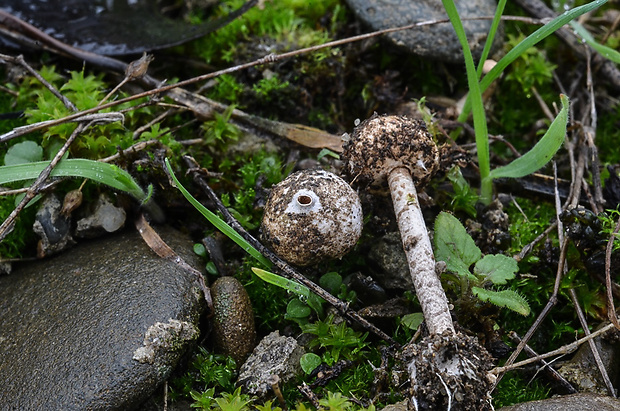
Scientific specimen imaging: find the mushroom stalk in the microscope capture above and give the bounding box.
[387,166,454,335]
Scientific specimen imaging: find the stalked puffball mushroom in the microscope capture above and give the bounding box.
[261,169,363,266]
[342,114,453,336]
[343,114,494,410]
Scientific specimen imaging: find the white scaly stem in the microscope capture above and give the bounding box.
[387,166,455,335]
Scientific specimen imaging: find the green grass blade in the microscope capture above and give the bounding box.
[442,0,491,202]
[487,94,569,181]
[459,0,607,122]
[476,0,507,78]
[0,158,147,200]
[164,158,272,268]
[570,21,620,64]
[251,267,310,297]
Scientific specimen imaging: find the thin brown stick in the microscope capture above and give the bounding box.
[508,331,577,394]
[1,54,77,111]
[568,288,616,396]
[492,236,570,391]
[98,140,161,163]
[493,321,620,375]
[515,220,558,262]
[0,180,60,197]
[583,47,605,212]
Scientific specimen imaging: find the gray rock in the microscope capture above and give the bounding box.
[237,331,305,396]
[0,226,206,410]
[498,393,620,411]
[368,231,413,290]
[33,193,75,256]
[75,194,127,238]
[557,325,620,395]
[344,0,503,63]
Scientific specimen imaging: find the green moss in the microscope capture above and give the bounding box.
[193,0,343,65]
[493,373,552,407]
[0,197,37,259]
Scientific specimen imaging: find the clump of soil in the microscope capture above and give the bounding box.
[395,331,494,410]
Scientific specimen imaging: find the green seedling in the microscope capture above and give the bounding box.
[444,0,606,203]
[301,314,368,367]
[434,212,530,316]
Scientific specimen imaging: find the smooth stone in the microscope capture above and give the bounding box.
[498,393,620,411]
[75,194,127,239]
[0,226,206,409]
[237,330,305,396]
[344,0,503,63]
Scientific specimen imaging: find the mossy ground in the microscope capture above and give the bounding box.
[1,0,620,409]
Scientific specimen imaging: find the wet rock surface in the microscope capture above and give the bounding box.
[344,0,503,63]
[498,393,620,411]
[0,226,205,410]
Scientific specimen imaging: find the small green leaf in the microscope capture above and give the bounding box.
[300,353,322,375]
[474,254,519,285]
[4,141,43,165]
[434,212,481,279]
[205,261,218,275]
[286,299,311,318]
[305,293,325,318]
[472,287,530,316]
[317,148,340,161]
[251,267,309,297]
[319,272,342,294]
[487,94,569,181]
[193,243,207,258]
[401,312,424,331]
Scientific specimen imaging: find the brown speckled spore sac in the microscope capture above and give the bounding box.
[261,169,363,266]
[210,277,256,366]
[343,114,439,188]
